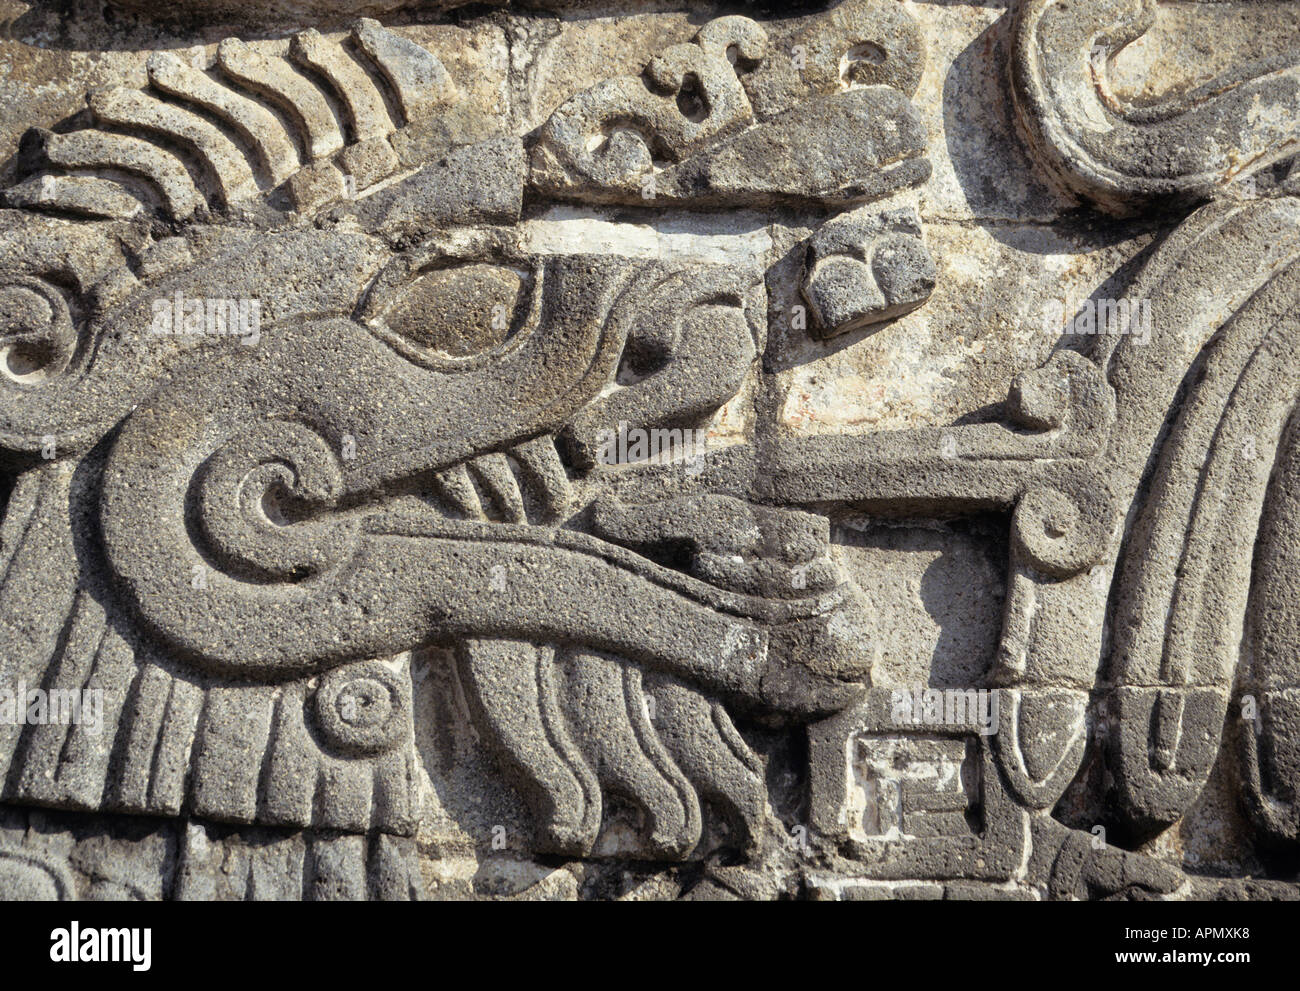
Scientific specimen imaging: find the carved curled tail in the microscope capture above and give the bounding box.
[1011,0,1300,214]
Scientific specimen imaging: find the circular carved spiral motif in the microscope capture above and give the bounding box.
[312,662,410,757]
[1011,483,1112,579]
[197,420,360,583]
[0,277,76,387]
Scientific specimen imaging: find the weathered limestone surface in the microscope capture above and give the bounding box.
[0,0,1298,900]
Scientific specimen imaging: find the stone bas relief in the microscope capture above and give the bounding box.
[0,0,1297,902]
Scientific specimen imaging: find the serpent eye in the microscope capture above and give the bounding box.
[373,262,532,364]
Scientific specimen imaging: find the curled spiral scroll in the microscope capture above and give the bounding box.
[0,277,79,391]
[196,420,360,583]
[1012,0,1300,213]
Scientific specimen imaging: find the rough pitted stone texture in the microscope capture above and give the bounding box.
[0,0,1297,901]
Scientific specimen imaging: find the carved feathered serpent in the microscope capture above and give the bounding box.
[3,0,1297,897]
[0,15,888,866]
